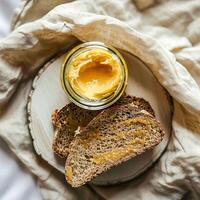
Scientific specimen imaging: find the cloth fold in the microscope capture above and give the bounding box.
[0,0,200,199]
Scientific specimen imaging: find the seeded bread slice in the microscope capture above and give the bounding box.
[65,103,164,187]
[52,104,100,158]
[52,95,155,158]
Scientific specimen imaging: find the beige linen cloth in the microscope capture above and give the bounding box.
[1,0,200,199]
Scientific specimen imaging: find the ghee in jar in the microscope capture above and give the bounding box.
[67,49,122,100]
[61,42,128,110]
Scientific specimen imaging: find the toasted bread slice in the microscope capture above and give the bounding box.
[65,103,164,187]
[52,95,155,158]
[52,104,100,158]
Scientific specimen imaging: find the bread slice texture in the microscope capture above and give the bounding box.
[65,103,164,187]
[52,95,155,158]
[52,103,100,158]
[119,95,155,116]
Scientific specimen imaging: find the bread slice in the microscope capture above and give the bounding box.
[65,103,164,187]
[52,103,100,158]
[52,96,154,158]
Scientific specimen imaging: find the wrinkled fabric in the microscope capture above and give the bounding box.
[0,0,200,200]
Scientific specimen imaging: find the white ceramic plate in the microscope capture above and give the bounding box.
[27,50,172,186]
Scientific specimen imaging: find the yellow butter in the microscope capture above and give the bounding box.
[91,146,135,165]
[65,166,73,181]
[67,49,122,100]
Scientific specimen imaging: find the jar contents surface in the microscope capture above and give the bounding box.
[67,48,122,100]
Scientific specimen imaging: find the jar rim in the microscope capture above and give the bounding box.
[61,41,128,110]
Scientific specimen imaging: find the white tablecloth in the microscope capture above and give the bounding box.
[1,1,200,200]
[0,1,41,200]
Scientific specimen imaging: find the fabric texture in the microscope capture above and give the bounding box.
[0,0,200,199]
[0,0,42,199]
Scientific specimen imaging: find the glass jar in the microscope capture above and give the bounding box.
[61,41,128,110]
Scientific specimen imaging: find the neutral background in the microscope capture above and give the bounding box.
[1,0,200,200]
[0,0,41,199]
